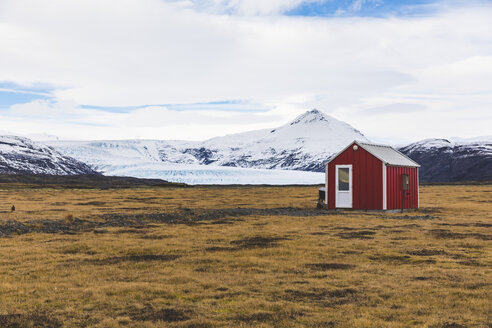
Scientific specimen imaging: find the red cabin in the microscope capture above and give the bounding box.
[323,141,420,210]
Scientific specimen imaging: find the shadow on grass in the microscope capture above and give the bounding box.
[234,309,304,324]
[336,230,376,239]
[0,312,62,328]
[88,254,181,265]
[205,235,290,252]
[126,305,190,322]
[305,263,355,271]
[429,229,491,240]
[406,249,447,256]
[282,288,359,306]
[230,236,290,249]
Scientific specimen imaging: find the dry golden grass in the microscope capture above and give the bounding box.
[0,184,490,327]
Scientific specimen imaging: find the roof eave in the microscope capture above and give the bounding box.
[385,163,421,168]
[325,140,421,167]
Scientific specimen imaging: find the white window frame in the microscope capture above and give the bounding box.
[335,164,352,208]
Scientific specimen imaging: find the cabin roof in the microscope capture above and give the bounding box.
[326,140,420,167]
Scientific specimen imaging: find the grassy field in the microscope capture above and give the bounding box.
[0,184,490,327]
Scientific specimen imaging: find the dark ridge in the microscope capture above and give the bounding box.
[0,174,185,189]
[399,140,492,182]
[183,147,217,165]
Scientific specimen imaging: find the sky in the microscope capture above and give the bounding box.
[0,0,491,143]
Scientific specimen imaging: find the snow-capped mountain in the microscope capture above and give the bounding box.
[201,109,367,171]
[0,135,97,175]
[398,138,492,182]
[48,109,368,173]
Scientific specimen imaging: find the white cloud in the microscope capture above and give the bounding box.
[0,100,291,140]
[0,0,491,142]
[10,99,78,117]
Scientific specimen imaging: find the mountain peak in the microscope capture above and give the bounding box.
[289,109,329,126]
[414,138,452,147]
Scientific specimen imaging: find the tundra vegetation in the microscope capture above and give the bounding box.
[0,183,490,327]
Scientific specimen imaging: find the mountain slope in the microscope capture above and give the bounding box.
[49,109,368,173]
[398,139,492,182]
[0,135,98,175]
[200,109,368,171]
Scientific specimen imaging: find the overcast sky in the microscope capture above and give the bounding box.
[0,0,491,143]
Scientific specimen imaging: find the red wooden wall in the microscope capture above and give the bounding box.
[386,166,419,210]
[327,143,383,210]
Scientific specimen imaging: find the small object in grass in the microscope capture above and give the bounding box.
[11,205,15,212]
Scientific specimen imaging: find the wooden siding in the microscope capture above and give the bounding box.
[386,166,419,210]
[327,143,383,210]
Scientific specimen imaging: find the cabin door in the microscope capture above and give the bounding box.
[335,165,352,208]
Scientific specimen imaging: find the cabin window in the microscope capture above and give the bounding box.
[402,174,410,191]
[338,168,349,191]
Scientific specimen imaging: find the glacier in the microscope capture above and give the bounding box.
[101,163,325,185]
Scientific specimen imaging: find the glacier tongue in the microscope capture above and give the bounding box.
[101,163,324,185]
